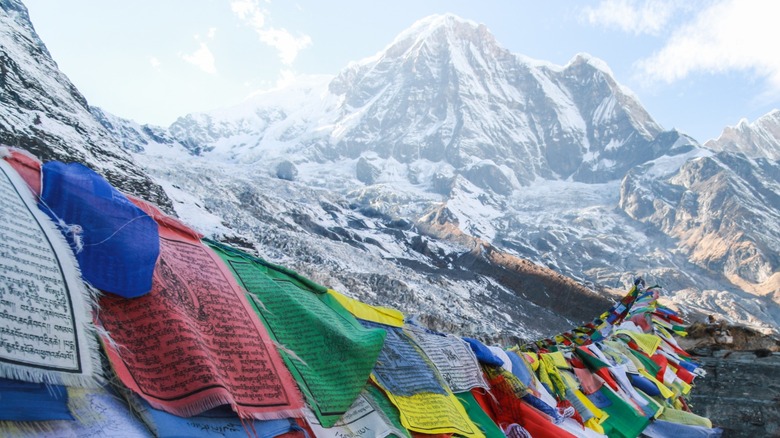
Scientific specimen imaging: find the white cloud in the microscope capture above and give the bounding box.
[258,28,312,64]
[181,42,217,75]
[230,0,311,65]
[207,27,217,39]
[635,0,780,91]
[583,0,684,35]
[149,56,161,69]
[231,0,266,31]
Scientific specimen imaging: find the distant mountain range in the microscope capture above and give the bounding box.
[2,0,778,338]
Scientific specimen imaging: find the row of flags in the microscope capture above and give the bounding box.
[0,146,719,437]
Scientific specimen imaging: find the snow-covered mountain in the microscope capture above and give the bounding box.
[167,14,672,189]
[125,15,780,333]
[1,1,614,341]
[0,0,171,209]
[706,110,780,160]
[2,0,779,336]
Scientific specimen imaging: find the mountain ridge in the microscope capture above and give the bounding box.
[706,109,780,160]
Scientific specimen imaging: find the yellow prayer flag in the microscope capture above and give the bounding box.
[327,290,405,327]
[660,407,713,428]
[585,417,606,434]
[616,330,662,356]
[524,352,540,371]
[638,369,675,399]
[546,351,570,370]
[376,382,485,437]
[574,389,609,425]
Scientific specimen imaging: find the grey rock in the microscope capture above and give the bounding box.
[356,156,381,184]
[464,161,513,195]
[275,160,298,181]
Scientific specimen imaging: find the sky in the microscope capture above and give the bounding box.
[23,0,780,143]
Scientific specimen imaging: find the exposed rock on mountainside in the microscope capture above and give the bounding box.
[417,204,609,321]
[620,150,780,322]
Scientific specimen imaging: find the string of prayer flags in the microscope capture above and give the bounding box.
[97,199,304,420]
[506,281,724,438]
[522,279,646,351]
[0,160,101,387]
[39,161,159,298]
[208,240,387,428]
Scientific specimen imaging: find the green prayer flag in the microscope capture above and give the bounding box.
[207,240,387,427]
[455,392,505,438]
[593,387,649,438]
[574,347,610,371]
[628,349,661,377]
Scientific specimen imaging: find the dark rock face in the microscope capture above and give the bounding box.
[416,204,612,323]
[464,161,513,195]
[688,349,780,438]
[356,156,381,184]
[680,323,780,437]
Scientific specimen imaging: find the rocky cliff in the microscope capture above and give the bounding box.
[682,323,780,438]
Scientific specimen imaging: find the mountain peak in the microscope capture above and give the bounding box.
[397,13,483,41]
[375,13,498,62]
[565,52,615,76]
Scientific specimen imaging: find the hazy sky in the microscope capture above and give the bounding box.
[23,0,780,143]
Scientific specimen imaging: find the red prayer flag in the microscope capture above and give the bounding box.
[97,199,304,419]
